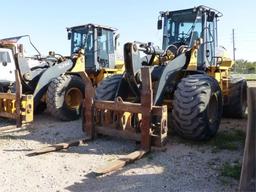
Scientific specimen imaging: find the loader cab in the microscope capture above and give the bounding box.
[158,6,222,69]
[67,24,117,71]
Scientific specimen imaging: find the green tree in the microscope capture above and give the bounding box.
[233,60,256,74]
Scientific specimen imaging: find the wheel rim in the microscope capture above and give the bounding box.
[207,94,219,124]
[64,88,83,110]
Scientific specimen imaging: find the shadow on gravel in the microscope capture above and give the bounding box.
[0,117,16,127]
[0,112,84,144]
[64,146,177,192]
[66,172,169,192]
[64,140,239,192]
[0,114,247,156]
[0,112,141,156]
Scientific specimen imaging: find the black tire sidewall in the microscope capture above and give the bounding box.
[223,78,247,118]
[61,76,84,120]
[205,77,223,138]
[47,75,84,121]
[239,79,247,117]
[172,74,222,140]
[95,74,123,100]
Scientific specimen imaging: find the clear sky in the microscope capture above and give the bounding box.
[1,0,256,61]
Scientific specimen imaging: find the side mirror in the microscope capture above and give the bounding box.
[97,28,103,36]
[157,19,162,30]
[67,32,71,40]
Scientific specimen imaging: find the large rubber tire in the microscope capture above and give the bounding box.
[223,78,247,118]
[95,74,122,100]
[46,74,84,121]
[172,74,223,140]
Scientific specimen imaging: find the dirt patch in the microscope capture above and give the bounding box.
[0,114,246,192]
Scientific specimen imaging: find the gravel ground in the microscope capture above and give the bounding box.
[0,113,246,192]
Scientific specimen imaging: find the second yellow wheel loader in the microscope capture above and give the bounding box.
[46,23,124,121]
[91,6,247,143]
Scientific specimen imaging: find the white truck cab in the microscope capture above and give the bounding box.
[0,48,16,84]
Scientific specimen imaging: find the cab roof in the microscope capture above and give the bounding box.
[67,23,117,32]
[160,5,223,18]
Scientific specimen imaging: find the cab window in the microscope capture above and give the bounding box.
[0,51,11,63]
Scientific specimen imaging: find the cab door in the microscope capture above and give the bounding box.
[97,29,115,69]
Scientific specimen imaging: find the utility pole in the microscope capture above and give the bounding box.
[232,29,236,72]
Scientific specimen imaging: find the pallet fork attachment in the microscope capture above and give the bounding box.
[81,67,167,174]
[0,70,33,127]
[28,68,167,175]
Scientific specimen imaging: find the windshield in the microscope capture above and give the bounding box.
[163,10,202,49]
[71,28,93,54]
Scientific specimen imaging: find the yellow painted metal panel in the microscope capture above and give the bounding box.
[0,93,33,123]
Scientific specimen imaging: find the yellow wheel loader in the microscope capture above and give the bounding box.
[84,6,247,148]
[157,6,247,119]
[0,24,124,125]
[46,23,124,121]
